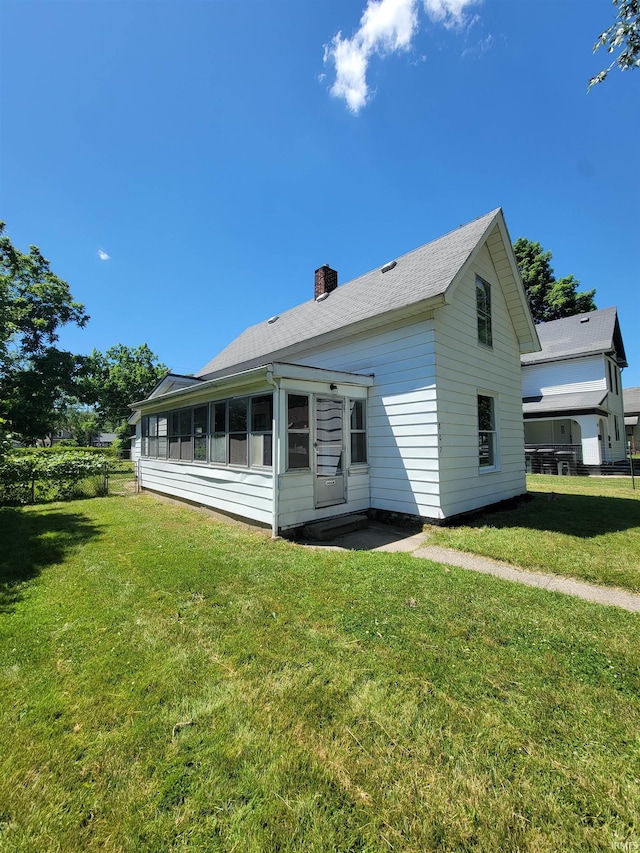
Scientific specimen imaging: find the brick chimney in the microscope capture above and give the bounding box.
[314,265,338,300]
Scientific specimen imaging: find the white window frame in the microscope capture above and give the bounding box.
[476,275,493,348]
[478,392,499,472]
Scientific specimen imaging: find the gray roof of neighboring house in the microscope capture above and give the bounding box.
[523,390,608,416]
[521,306,627,367]
[197,208,538,379]
[624,387,640,415]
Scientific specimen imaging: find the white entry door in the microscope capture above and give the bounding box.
[314,397,346,508]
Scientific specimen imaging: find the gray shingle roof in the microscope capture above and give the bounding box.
[523,390,608,416]
[197,209,508,379]
[521,306,627,367]
[624,387,640,415]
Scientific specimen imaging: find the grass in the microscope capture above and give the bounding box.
[1,492,639,852]
[426,474,640,593]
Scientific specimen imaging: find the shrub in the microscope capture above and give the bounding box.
[0,452,108,504]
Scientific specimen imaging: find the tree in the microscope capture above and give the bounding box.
[58,403,100,446]
[81,344,168,429]
[513,238,597,324]
[0,223,89,443]
[589,0,640,89]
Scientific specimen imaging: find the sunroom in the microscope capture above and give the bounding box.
[132,362,374,536]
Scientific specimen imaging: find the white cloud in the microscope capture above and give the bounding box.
[324,0,480,113]
[98,248,110,261]
[423,0,479,28]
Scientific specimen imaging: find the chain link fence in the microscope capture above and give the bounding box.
[0,459,137,506]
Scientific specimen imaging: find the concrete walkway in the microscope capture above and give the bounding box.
[300,523,640,613]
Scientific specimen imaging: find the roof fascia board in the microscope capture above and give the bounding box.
[271,362,374,386]
[524,408,608,419]
[522,349,613,366]
[491,214,540,353]
[131,362,375,412]
[613,314,628,367]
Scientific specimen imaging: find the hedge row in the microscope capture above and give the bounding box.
[0,452,109,505]
[12,445,117,457]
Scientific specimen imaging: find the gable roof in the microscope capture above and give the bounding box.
[147,372,203,399]
[521,307,627,368]
[624,387,640,415]
[197,208,539,379]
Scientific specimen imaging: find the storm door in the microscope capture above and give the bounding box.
[314,397,346,508]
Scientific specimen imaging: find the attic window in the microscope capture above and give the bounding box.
[381,260,397,273]
[267,315,279,325]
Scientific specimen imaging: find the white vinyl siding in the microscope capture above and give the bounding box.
[138,459,274,525]
[281,314,441,519]
[522,355,606,398]
[434,243,526,517]
[137,380,276,525]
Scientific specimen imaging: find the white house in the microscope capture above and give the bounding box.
[521,307,627,472]
[131,208,540,535]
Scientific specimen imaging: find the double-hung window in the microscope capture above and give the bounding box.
[476,275,493,347]
[349,399,367,465]
[478,394,496,469]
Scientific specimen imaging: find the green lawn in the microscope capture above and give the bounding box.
[426,474,640,592]
[1,493,639,852]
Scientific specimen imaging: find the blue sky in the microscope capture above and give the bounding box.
[2,0,639,387]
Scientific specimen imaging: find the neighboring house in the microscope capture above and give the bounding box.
[131,208,540,535]
[50,428,74,445]
[521,307,627,472]
[91,432,117,448]
[624,387,640,454]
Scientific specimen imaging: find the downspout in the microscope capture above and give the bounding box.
[266,367,281,538]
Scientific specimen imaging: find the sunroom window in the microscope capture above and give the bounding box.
[287,394,310,470]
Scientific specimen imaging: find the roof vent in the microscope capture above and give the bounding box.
[315,291,330,303]
[381,260,397,274]
[267,315,279,325]
[580,316,590,323]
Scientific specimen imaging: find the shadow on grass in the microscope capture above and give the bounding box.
[0,506,102,612]
[449,492,640,539]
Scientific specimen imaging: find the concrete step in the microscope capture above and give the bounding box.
[301,513,369,541]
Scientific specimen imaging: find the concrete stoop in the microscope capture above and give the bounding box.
[301,513,369,542]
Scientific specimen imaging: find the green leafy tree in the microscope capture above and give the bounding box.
[589,0,640,88]
[0,223,89,444]
[513,238,597,324]
[81,344,168,429]
[58,403,100,446]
